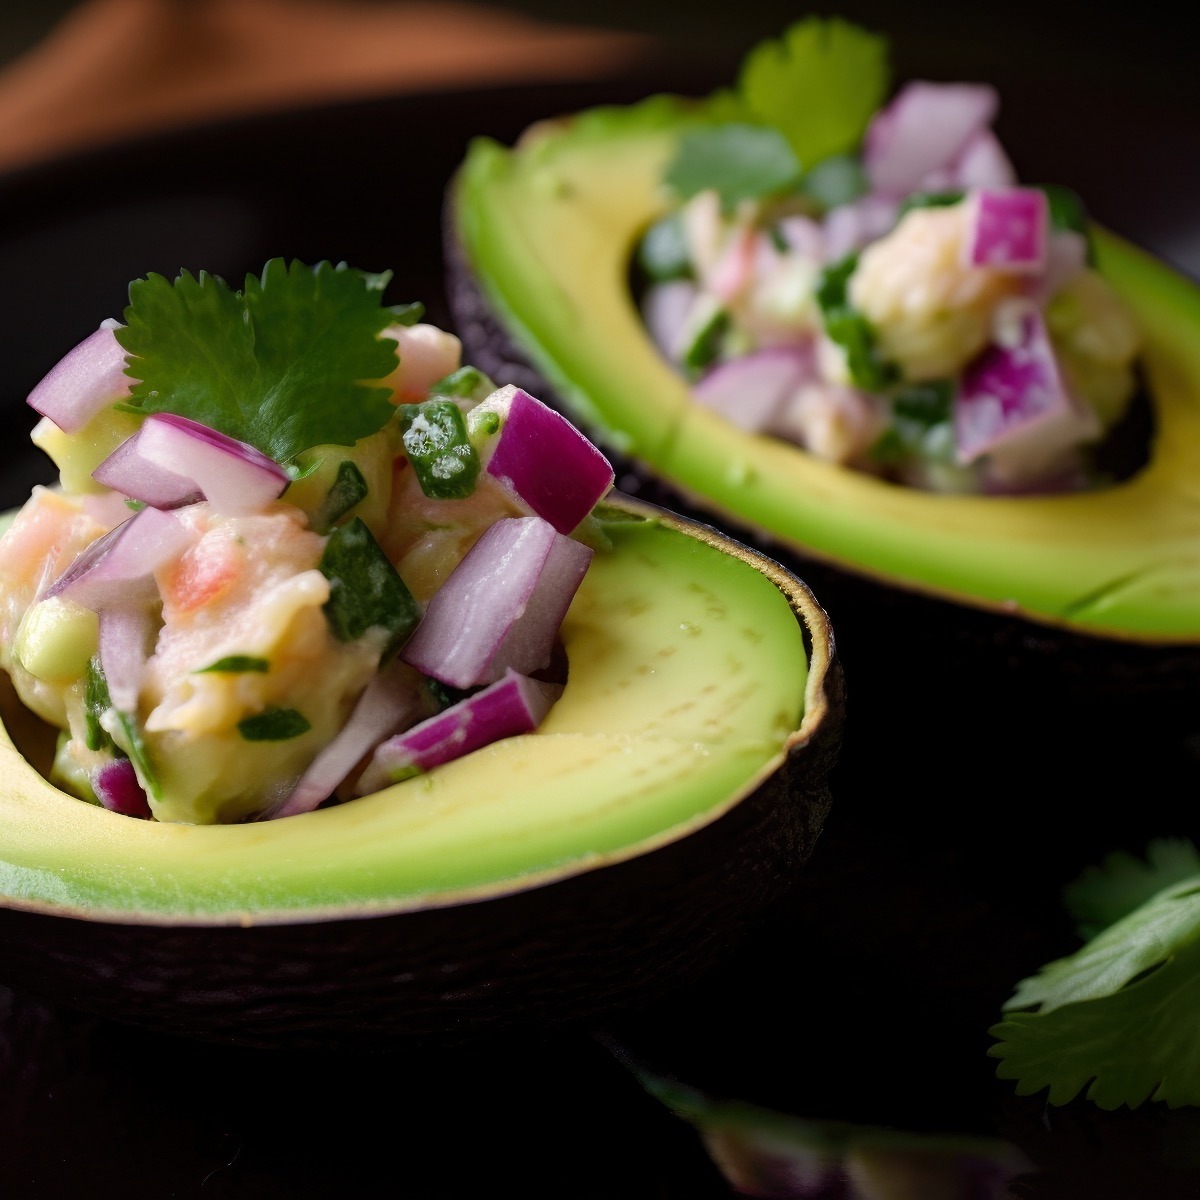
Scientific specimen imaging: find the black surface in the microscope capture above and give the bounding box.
[3,12,1200,1196]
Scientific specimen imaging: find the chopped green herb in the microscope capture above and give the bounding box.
[665,123,802,210]
[84,655,114,753]
[892,380,954,427]
[1037,183,1096,263]
[112,712,160,799]
[678,296,731,379]
[815,254,896,391]
[429,365,495,403]
[737,16,890,168]
[637,212,694,281]
[194,655,271,674]
[319,517,418,660]
[398,400,480,500]
[387,300,425,326]
[313,460,369,531]
[237,708,312,742]
[123,498,147,512]
[115,259,406,463]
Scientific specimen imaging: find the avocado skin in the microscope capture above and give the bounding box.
[442,199,1200,735]
[0,496,843,1049]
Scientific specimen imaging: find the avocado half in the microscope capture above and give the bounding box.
[446,98,1200,701]
[0,494,842,1049]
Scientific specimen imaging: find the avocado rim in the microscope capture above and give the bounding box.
[446,103,1200,648]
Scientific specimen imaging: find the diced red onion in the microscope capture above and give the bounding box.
[708,224,759,304]
[99,603,155,714]
[955,302,1099,482]
[474,387,613,534]
[42,506,190,610]
[93,413,289,514]
[953,130,1017,190]
[355,669,563,796]
[93,758,152,819]
[692,347,813,432]
[963,188,1048,272]
[26,320,135,433]
[643,281,699,361]
[864,81,999,197]
[401,515,592,689]
[267,660,432,819]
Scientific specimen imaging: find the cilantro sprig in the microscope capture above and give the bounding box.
[115,259,420,464]
[664,17,890,209]
[990,839,1200,1109]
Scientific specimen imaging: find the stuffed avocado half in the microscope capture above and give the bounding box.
[0,259,841,1045]
[447,20,1200,648]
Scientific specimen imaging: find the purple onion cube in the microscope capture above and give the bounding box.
[98,602,157,715]
[474,386,613,534]
[44,506,191,611]
[863,81,999,197]
[27,321,135,434]
[692,347,812,432]
[355,669,562,795]
[92,758,152,819]
[401,515,592,689]
[93,413,289,514]
[954,304,1098,478]
[964,188,1048,272]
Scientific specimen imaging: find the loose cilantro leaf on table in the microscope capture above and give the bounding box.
[116,259,410,463]
[990,841,1200,1108]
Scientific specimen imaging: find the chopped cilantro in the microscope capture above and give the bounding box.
[737,16,890,169]
[467,408,501,440]
[319,517,418,660]
[111,711,160,800]
[893,380,953,427]
[313,460,369,532]
[398,400,480,500]
[665,123,802,210]
[194,655,270,674]
[896,190,965,220]
[84,656,114,753]
[815,254,896,391]
[115,259,407,463]
[1036,183,1096,263]
[678,298,730,380]
[238,708,312,742]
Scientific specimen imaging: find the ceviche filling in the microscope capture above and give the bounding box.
[637,19,1144,495]
[0,260,613,824]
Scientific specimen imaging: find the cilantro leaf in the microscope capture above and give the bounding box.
[1066,838,1200,940]
[738,16,890,168]
[815,254,896,391]
[116,259,403,463]
[665,123,802,209]
[990,871,1200,1108]
[991,919,1200,1109]
[238,708,312,741]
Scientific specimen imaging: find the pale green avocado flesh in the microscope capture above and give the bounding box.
[0,504,809,921]
[454,98,1200,643]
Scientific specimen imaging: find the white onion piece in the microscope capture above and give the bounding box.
[26,320,135,433]
[267,660,432,820]
[99,603,155,715]
[401,515,592,689]
[93,758,151,818]
[42,506,190,610]
[955,302,1099,482]
[864,81,999,197]
[473,386,613,534]
[93,413,289,514]
[643,280,699,361]
[692,347,813,432]
[963,188,1048,272]
[355,669,562,797]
